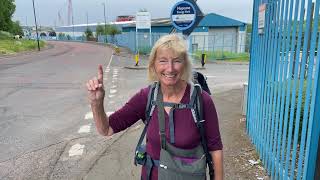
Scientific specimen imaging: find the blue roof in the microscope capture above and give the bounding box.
[198,13,246,27]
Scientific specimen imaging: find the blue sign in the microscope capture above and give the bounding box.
[170,1,196,31]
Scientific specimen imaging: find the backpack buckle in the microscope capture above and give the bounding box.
[151,100,157,106]
[174,104,187,109]
[196,120,205,127]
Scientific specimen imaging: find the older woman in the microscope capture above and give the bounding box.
[86,34,223,180]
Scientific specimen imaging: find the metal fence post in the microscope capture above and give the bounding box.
[305,66,320,179]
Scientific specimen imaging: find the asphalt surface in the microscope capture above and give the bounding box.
[0,41,258,180]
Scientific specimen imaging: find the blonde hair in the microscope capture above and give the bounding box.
[147,34,192,82]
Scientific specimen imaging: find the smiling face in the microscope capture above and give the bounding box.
[154,47,185,87]
[148,34,192,84]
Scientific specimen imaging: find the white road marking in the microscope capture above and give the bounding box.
[113,74,118,77]
[111,85,117,88]
[69,143,85,157]
[107,55,114,69]
[85,112,93,119]
[206,75,217,78]
[109,101,115,104]
[78,124,91,133]
[106,111,114,116]
[108,94,115,98]
[110,89,117,94]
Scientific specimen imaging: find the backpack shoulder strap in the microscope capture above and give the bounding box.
[192,84,215,180]
[145,82,158,122]
[134,82,158,165]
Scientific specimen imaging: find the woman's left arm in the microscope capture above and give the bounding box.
[210,150,224,180]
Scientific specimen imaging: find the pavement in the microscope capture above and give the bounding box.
[0,42,267,180]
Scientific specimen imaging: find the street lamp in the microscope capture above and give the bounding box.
[31,0,40,51]
[102,2,107,43]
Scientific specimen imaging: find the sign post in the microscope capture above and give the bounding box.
[135,11,151,52]
[170,0,205,66]
[170,0,204,36]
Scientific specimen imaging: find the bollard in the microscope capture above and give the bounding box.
[115,46,120,55]
[201,53,206,67]
[135,52,139,66]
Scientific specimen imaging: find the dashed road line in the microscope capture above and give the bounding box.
[110,89,117,94]
[84,112,93,120]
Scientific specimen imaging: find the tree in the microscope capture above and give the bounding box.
[49,31,56,37]
[84,28,93,40]
[96,24,105,36]
[40,32,46,37]
[58,33,66,39]
[10,20,23,36]
[107,25,121,36]
[0,0,16,32]
[106,25,121,44]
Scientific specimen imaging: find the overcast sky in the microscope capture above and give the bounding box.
[13,0,253,27]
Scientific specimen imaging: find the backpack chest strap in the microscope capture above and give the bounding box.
[156,91,198,146]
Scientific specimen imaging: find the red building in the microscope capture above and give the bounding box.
[116,15,135,22]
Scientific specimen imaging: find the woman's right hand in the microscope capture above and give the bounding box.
[86,65,105,104]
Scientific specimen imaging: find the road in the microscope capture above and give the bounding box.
[0,41,250,179]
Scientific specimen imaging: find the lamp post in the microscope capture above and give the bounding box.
[72,10,75,40]
[102,2,107,43]
[31,0,40,51]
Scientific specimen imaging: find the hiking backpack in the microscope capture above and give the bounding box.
[134,80,214,180]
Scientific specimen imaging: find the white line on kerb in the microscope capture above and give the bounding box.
[78,124,91,133]
[85,112,93,119]
[69,143,85,156]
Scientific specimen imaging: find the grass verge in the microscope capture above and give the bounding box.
[0,39,45,55]
[192,50,250,62]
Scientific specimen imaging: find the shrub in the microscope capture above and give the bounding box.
[0,31,12,40]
